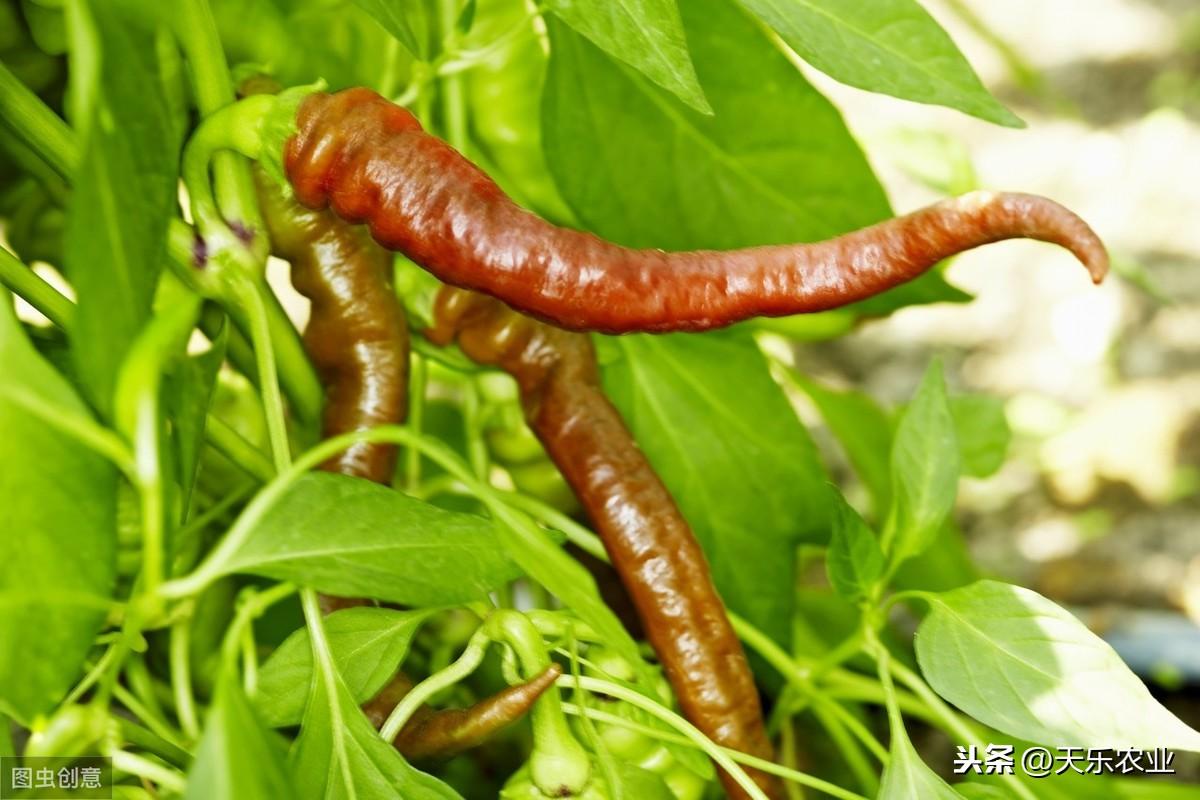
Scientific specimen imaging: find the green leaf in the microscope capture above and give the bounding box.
[64,0,179,414]
[879,723,966,799]
[544,0,890,251]
[599,330,830,649]
[164,321,227,507]
[949,394,1010,479]
[221,472,521,606]
[256,607,435,727]
[290,656,460,799]
[732,0,1022,126]
[795,376,894,513]
[542,0,958,317]
[185,676,297,799]
[349,0,431,58]
[887,359,959,564]
[955,786,1011,800]
[915,581,1200,751]
[826,490,884,602]
[543,0,709,113]
[0,291,116,723]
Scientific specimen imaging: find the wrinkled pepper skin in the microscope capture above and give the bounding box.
[428,288,781,800]
[254,168,408,483]
[285,88,1107,336]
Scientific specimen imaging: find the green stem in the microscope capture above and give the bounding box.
[562,702,868,800]
[111,750,186,793]
[219,582,297,681]
[0,60,76,179]
[175,0,265,258]
[116,718,191,769]
[169,605,201,740]
[0,246,73,327]
[205,416,275,482]
[811,701,880,796]
[564,675,769,800]
[437,0,469,151]
[379,628,490,742]
[231,275,290,473]
[485,610,590,797]
[110,682,187,751]
[405,353,427,491]
[115,298,203,611]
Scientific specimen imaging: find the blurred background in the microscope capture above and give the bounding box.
[790,0,1200,761]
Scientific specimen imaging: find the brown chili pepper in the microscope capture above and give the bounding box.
[252,155,557,764]
[253,167,408,482]
[427,287,782,800]
[364,663,564,761]
[283,88,1107,335]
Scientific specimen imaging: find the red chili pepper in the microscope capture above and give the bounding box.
[285,88,1107,335]
[428,287,782,800]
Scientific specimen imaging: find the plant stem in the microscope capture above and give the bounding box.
[0,60,76,179]
[561,702,868,800]
[0,246,73,327]
[175,0,264,254]
[231,275,290,473]
[437,0,469,152]
[111,750,186,793]
[380,628,490,742]
[169,606,201,740]
[563,675,769,800]
[405,353,427,491]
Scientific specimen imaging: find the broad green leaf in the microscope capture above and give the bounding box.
[465,0,572,221]
[915,581,1200,751]
[222,472,521,606]
[795,376,894,513]
[256,607,435,727]
[599,330,830,649]
[733,0,1021,126]
[185,676,297,799]
[544,0,890,252]
[826,490,884,602]
[290,655,460,799]
[350,0,430,58]
[0,291,116,723]
[543,0,709,113]
[887,360,959,564]
[542,0,962,313]
[64,0,179,414]
[879,724,965,799]
[949,394,1010,479]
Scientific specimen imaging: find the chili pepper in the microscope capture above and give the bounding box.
[363,663,564,761]
[283,88,1107,335]
[427,288,781,800]
[252,167,408,483]
[252,128,559,763]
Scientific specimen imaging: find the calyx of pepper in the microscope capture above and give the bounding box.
[257,81,325,192]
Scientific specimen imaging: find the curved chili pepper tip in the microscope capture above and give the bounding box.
[364,663,564,762]
[285,88,1109,335]
[955,190,1109,284]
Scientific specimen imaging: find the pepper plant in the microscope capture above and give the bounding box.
[0,0,1196,799]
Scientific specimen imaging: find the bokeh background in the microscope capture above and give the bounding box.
[789,0,1200,764]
